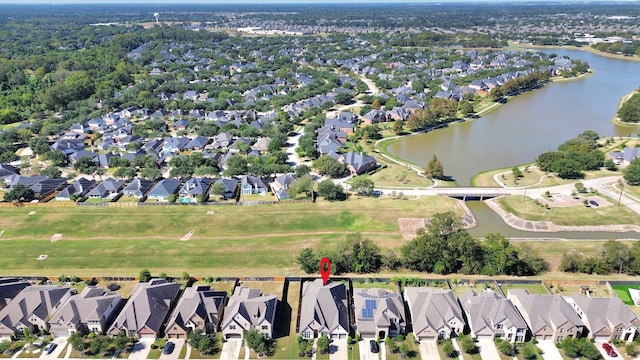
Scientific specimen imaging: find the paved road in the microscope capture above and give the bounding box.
[286,128,304,167]
[219,339,242,360]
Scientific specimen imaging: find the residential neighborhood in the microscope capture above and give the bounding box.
[1,277,640,359]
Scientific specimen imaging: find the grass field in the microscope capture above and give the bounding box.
[0,197,460,276]
[498,195,640,226]
[500,283,549,295]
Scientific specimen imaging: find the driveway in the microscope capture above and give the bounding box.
[329,339,348,360]
[476,338,501,360]
[127,338,154,360]
[39,337,68,359]
[418,340,440,360]
[159,339,184,360]
[536,339,563,360]
[359,338,379,360]
[220,339,242,360]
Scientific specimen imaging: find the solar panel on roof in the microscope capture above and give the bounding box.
[365,299,377,310]
[362,308,374,319]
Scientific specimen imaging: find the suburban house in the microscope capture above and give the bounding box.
[299,279,349,340]
[55,178,96,201]
[211,178,238,200]
[179,177,213,203]
[48,286,122,337]
[270,174,298,201]
[0,278,29,312]
[220,287,277,340]
[240,175,268,195]
[122,178,154,199]
[0,285,72,340]
[0,164,18,179]
[339,152,377,176]
[566,294,640,343]
[87,178,125,200]
[609,147,640,166]
[404,287,465,341]
[147,178,181,201]
[507,289,585,342]
[29,178,69,200]
[165,285,228,339]
[458,290,528,343]
[107,279,179,338]
[353,288,406,339]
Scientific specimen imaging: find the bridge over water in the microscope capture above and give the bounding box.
[426,187,514,200]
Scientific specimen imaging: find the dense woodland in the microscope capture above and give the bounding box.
[617,91,640,123]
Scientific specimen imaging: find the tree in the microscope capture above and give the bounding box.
[244,329,268,354]
[3,184,34,202]
[624,157,640,185]
[459,335,478,354]
[349,233,382,273]
[317,180,346,201]
[74,156,98,175]
[41,166,61,179]
[601,239,631,274]
[317,335,330,354]
[295,164,311,178]
[575,182,585,193]
[512,166,523,179]
[313,156,347,178]
[211,182,227,198]
[424,154,444,180]
[223,155,248,177]
[139,269,151,282]
[297,248,318,274]
[441,339,457,358]
[350,176,374,196]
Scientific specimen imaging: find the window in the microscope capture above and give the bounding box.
[495,324,503,330]
[230,325,236,330]
[303,331,311,339]
[556,336,563,341]
[390,318,397,323]
[559,328,564,333]
[261,325,268,330]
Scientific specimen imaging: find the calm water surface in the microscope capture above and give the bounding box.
[388,49,640,186]
[388,49,640,237]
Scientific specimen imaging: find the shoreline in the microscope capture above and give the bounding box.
[611,88,640,127]
[507,42,640,63]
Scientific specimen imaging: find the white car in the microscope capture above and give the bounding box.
[43,343,56,355]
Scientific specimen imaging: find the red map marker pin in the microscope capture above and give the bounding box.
[320,257,331,285]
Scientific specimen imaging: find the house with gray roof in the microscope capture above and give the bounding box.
[221,287,277,340]
[211,178,238,200]
[0,278,29,312]
[87,178,125,199]
[107,279,179,339]
[165,285,228,339]
[49,286,122,338]
[353,288,405,339]
[339,152,377,176]
[240,175,268,195]
[0,164,18,179]
[147,178,181,202]
[179,177,212,203]
[299,279,349,340]
[566,294,640,343]
[185,136,209,151]
[0,286,72,340]
[610,147,640,166]
[459,290,528,343]
[404,287,464,340]
[507,289,585,342]
[122,178,154,199]
[271,174,297,201]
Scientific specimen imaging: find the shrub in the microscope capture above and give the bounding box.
[495,338,514,356]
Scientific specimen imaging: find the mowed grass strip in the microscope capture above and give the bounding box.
[0,196,459,240]
[0,197,458,276]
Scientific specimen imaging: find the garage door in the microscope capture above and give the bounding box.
[226,333,242,339]
[339,334,346,339]
[52,330,69,338]
[594,336,609,342]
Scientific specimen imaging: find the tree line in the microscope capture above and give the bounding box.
[535,130,605,179]
[617,90,640,123]
[297,212,548,276]
[560,239,640,275]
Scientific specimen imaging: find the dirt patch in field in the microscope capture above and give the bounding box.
[37,254,47,261]
[398,218,427,240]
[180,230,194,241]
[51,233,62,242]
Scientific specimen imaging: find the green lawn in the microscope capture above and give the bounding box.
[500,283,549,295]
[0,197,459,276]
[611,284,640,305]
[498,195,640,226]
[271,281,301,359]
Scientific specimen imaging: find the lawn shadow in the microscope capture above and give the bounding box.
[274,280,292,339]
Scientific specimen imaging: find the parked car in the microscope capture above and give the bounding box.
[163,342,175,355]
[602,342,617,357]
[369,340,379,353]
[589,199,599,207]
[43,343,56,355]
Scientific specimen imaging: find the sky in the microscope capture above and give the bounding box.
[0,0,610,3]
